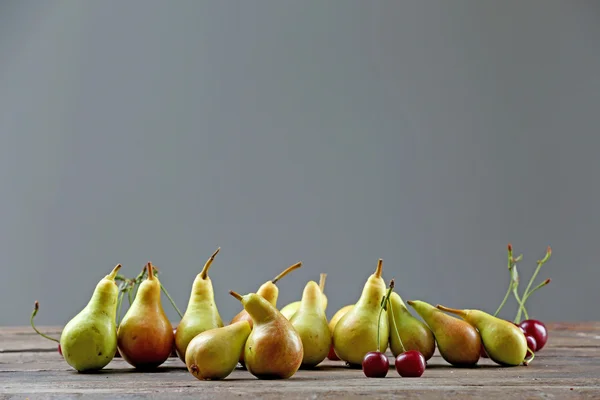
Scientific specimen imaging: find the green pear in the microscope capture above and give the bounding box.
[333,259,388,366]
[437,305,527,366]
[289,280,331,367]
[387,292,436,360]
[175,248,224,362]
[407,300,481,367]
[230,291,303,379]
[280,273,328,320]
[60,264,121,372]
[185,321,251,380]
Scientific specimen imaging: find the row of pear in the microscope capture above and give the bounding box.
[49,247,540,380]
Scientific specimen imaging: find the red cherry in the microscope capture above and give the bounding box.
[525,334,537,357]
[362,351,389,378]
[395,350,426,377]
[58,344,62,356]
[519,320,548,350]
[327,345,340,361]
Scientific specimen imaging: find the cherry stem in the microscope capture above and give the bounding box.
[161,283,183,318]
[507,245,528,322]
[272,262,302,284]
[523,346,536,366]
[493,280,512,317]
[387,293,406,353]
[200,247,221,280]
[377,279,395,353]
[522,247,552,301]
[515,246,551,323]
[522,279,551,304]
[512,277,529,323]
[30,301,60,343]
[116,282,126,325]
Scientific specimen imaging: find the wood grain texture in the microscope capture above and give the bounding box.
[1,323,599,399]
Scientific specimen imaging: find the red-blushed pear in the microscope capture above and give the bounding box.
[229,290,303,379]
[407,300,481,367]
[117,263,174,369]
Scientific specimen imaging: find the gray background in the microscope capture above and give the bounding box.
[1,0,599,326]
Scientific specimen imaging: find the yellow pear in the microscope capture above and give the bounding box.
[175,248,223,362]
[289,281,331,367]
[333,259,388,365]
[280,273,328,320]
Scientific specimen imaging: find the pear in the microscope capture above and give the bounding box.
[230,291,303,379]
[230,261,302,329]
[289,280,331,368]
[388,292,436,361]
[185,321,251,380]
[328,304,354,334]
[333,259,388,366]
[407,300,481,367]
[437,305,527,366]
[117,262,174,369]
[280,273,328,320]
[175,248,223,362]
[326,304,353,360]
[60,264,121,372]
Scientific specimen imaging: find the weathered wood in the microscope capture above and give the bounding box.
[1,323,599,399]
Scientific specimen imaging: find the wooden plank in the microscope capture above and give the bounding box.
[1,323,599,399]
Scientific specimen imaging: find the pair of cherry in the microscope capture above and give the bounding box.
[362,350,426,378]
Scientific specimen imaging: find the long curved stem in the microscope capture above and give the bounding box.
[161,284,183,318]
[272,262,302,283]
[523,347,535,366]
[494,280,512,317]
[513,285,529,323]
[388,297,406,353]
[523,247,552,299]
[30,302,60,343]
[523,279,551,304]
[377,279,395,352]
[200,247,221,279]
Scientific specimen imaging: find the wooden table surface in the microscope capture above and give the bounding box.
[1,322,599,399]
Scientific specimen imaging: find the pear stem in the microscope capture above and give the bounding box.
[147,262,155,280]
[271,262,302,284]
[436,304,466,318]
[30,301,60,343]
[494,280,512,317]
[387,295,406,353]
[376,279,395,353]
[375,259,383,278]
[108,264,122,280]
[161,283,183,318]
[229,290,243,302]
[319,273,327,292]
[200,247,221,280]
